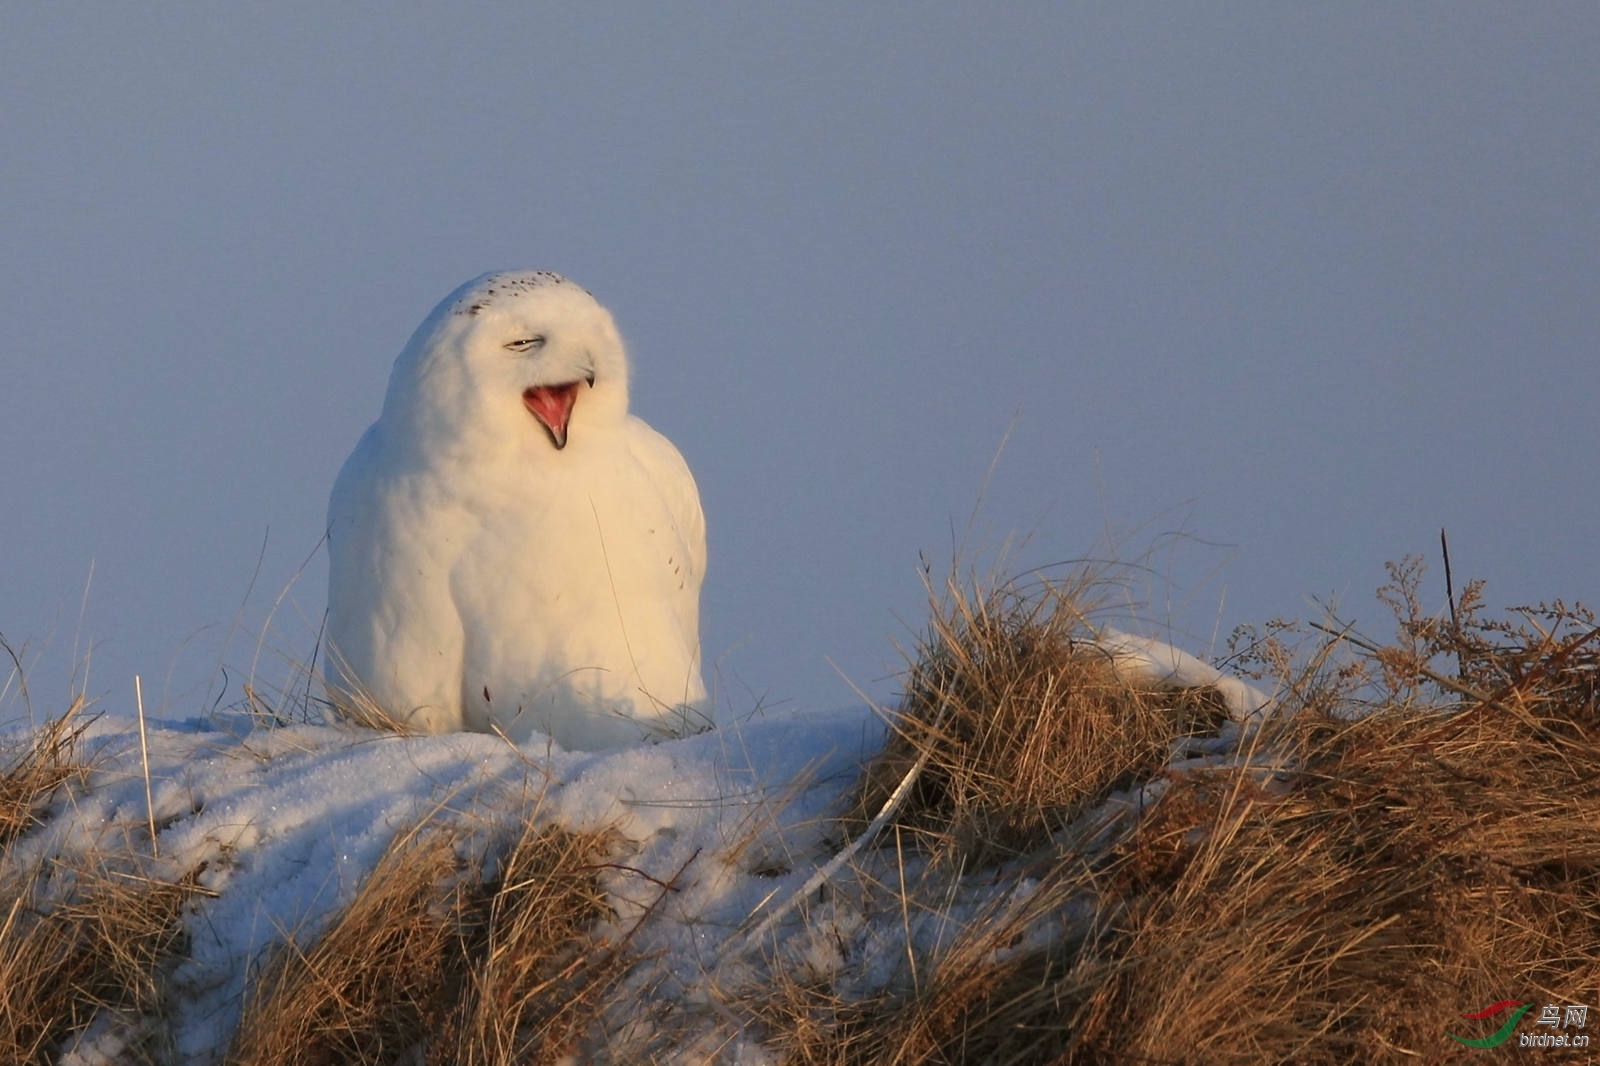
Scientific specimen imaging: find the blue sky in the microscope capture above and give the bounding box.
[4,4,1597,721]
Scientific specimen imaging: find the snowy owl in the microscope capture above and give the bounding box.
[325,271,708,750]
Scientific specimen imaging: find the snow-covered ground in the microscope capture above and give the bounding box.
[7,700,876,1062]
[4,637,1269,1064]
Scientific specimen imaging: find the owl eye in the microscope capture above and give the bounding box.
[504,335,547,352]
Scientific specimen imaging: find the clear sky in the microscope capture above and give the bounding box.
[3,4,1596,722]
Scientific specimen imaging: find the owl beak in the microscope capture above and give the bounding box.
[522,383,581,450]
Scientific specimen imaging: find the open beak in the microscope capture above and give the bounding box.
[522,382,582,449]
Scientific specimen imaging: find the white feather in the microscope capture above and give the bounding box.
[326,271,707,750]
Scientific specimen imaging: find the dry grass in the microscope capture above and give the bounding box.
[0,690,636,1065]
[0,698,91,849]
[1,703,207,1063]
[760,846,1097,1066]
[229,805,625,1066]
[0,856,206,1064]
[439,815,629,1065]
[850,568,1229,864]
[1071,692,1600,1063]
[1064,578,1600,1064]
[227,826,468,1066]
[317,645,423,735]
[765,559,1600,1065]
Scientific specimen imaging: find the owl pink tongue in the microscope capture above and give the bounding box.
[522,383,581,450]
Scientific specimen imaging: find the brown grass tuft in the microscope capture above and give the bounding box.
[761,846,1098,1066]
[768,560,1600,1065]
[228,826,468,1066]
[439,816,628,1066]
[0,705,199,1061]
[230,807,625,1066]
[0,856,205,1063]
[1069,595,1600,1064]
[318,647,423,735]
[851,570,1228,863]
[1,700,92,850]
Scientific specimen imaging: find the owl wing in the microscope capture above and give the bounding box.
[326,423,468,730]
[623,415,706,633]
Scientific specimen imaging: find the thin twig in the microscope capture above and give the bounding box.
[135,674,158,858]
[0,633,34,723]
[1439,528,1458,631]
[1440,528,1466,680]
[578,862,687,894]
[724,723,938,961]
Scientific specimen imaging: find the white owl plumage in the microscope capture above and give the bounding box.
[326,271,708,750]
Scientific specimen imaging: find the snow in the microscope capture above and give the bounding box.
[5,634,1269,1063]
[8,700,876,1063]
[1099,626,1274,720]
